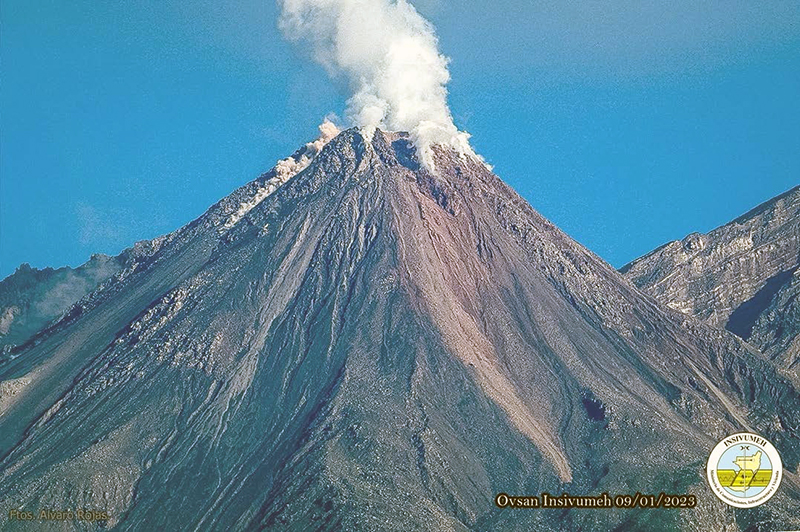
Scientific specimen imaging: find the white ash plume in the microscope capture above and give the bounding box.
[278,0,477,171]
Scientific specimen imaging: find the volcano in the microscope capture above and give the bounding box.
[1,129,798,531]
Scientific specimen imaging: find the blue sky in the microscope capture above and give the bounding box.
[2,1,799,278]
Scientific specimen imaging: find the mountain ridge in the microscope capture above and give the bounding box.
[621,183,800,381]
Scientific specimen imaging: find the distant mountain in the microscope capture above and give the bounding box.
[0,255,125,349]
[621,186,800,378]
[1,131,798,531]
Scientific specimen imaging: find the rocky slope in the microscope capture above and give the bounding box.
[621,186,800,379]
[1,131,798,531]
[748,268,800,373]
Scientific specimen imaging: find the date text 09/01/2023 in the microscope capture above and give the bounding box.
[495,492,698,509]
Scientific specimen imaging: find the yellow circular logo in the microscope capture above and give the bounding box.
[706,432,783,508]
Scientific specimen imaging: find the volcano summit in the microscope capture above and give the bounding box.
[0,129,798,531]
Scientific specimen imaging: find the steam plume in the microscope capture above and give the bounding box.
[278,0,476,170]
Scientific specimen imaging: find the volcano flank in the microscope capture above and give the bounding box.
[0,129,798,531]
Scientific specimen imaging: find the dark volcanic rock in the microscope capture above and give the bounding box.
[1,131,798,531]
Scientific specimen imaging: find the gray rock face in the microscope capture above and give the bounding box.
[621,186,800,378]
[749,268,800,372]
[0,131,798,531]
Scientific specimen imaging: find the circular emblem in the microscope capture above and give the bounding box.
[706,432,783,508]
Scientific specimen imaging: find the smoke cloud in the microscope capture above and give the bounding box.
[225,119,341,229]
[278,0,476,170]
